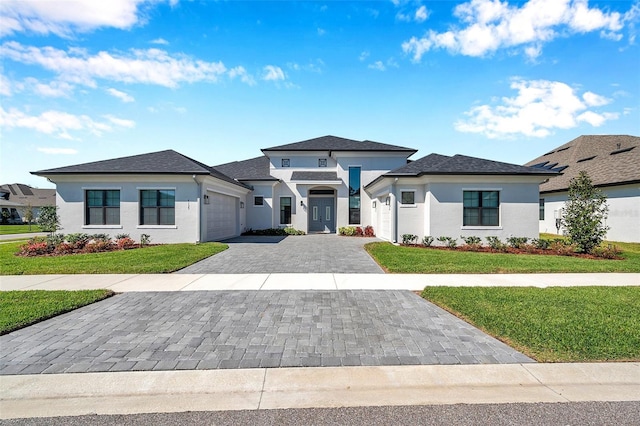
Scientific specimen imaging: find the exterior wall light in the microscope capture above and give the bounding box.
[204,194,210,204]
[300,200,304,206]
[240,201,245,209]
[385,197,390,206]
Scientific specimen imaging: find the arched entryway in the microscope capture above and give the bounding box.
[308,188,336,233]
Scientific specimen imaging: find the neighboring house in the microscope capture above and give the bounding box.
[33,135,555,243]
[526,135,640,243]
[0,183,56,224]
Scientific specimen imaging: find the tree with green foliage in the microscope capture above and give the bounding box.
[37,205,61,234]
[561,171,609,254]
[21,204,35,230]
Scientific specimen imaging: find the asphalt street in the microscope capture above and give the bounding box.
[2,402,639,425]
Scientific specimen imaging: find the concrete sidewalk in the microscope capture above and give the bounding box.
[1,363,639,419]
[2,272,639,292]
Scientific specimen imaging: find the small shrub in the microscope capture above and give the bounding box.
[402,234,418,245]
[284,227,305,235]
[115,233,130,240]
[84,240,112,253]
[18,241,50,256]
[140,234,151,246]
[66,233,90,249]
[531,238,551,250]
[47,233,65,247]
[592,245,621,259]
[90,234,111,243]
[339,226,357,236]
[364,226,375,237]
[436,236,457,248]
[54,242,75,255]
[422,236,434,247]
[506,236,529,249]
[486,236,507,252]
[460,235,482,251]
[550,240,577,256]
[116,237,136,250]
[355,227,364,237]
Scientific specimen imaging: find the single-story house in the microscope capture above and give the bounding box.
[33,135,555,244]
[0,183,56,224]
[526,135,639,243]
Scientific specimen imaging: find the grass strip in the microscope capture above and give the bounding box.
[0,290,114,334]
[365,241,640,273]
[421,286,640,362]
[1,242,227,275]
[0,225,42,235]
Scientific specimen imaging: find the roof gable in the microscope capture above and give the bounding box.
[213,156,275,181]
[525,135,640,192]
[262,135,416,154]
[32,150,250,190]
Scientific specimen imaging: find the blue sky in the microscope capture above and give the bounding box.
[1,0,639,188]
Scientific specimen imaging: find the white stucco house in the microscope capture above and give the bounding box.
[33,135,555,244]
[526,135,639,243]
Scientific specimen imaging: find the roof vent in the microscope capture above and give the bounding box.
[577,155,597,163]
[610,146,636,155]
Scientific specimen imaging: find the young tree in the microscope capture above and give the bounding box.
[21,204,35,230]
[37,205,61,234]
[561,171,609,253]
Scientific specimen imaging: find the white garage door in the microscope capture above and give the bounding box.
[206,191,238,241]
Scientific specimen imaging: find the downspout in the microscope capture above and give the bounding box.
[193,175,202,243]
[390,178,398,244]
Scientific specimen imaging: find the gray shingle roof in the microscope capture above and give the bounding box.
[262,135,417,154]
[386,153,557,176]
[32,150,250,190]
[213,156,276,181]
[0,184,55,208]
[525,135,640,192]
[290,171,340,181]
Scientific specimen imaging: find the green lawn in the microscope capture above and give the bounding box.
[0,290,114,334]
[1,242,227,275]
[421,286,640,362]
[365,240,640,273]
[0,224,42,234]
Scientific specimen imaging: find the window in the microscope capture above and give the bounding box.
[539,198,545,221]
[349,166,361,224]
[318,158,327,167]
[86,190,120,225]
[401,191,415,205]
[281,158,290,167]
[280,197,292,224]
[254,196,264,206]
[140,190,175,225]
[463,191,499,226]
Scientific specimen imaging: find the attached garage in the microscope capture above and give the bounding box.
[206,191,238,241]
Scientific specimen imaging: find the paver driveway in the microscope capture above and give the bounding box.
[0,291,533,375]
[177,234,384,274]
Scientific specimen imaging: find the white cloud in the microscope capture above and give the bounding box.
[403,0,629,61]
[37,147,78,155]
[0,0,159,37]
[228,66,256,86]
[150,38,169,45]
[368,61,386,71]
[0,42,227,89]
[0,73,12,96]
[454,78,619,139]
[287,59,324,74]
[359,51,370,61]
[29,79,74,97]
[415,6,429,23]
[262,65,285,81]
[106,88,135,103]
[103,114,136,128]
[0,106,134,139]
[317,27,326,36]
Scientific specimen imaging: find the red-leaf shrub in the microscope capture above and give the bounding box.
[116,237,136,250]
[84,241,113,253]
[364,225,375,237]
[355,227,364,236]
[18,241,50,256]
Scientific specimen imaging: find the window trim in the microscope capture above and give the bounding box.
[462,189,501,228]
[138,188,176,226]
[281,158,290,167]
[253,195,264,207]
[400,190,416,207]
[348,165,362,225]
[84,189,121,226]
[539,198,545,221]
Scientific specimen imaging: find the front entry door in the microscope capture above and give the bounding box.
[309,197,335,233]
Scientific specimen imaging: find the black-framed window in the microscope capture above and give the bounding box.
[401,191,415,205]
[463,191,499,226]
[140,190,175,225]
[86,190,120,225]
[254,196,264,206]
[318,158,327,167]
[280,197,291,224]
[539,198,545,220]
[281,158,290,167]
[349,166,361,224]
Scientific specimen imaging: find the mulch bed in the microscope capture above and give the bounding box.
[401,244,622,260]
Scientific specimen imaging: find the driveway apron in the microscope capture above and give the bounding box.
[0,291,533,375]
[177,235,384,274]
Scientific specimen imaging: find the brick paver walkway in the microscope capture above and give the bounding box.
[176,235,384,274]
[0,291,533,375]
